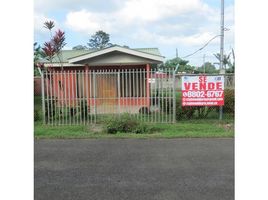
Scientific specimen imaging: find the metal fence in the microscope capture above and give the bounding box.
[35,70,234,125]
[40,68,176,125]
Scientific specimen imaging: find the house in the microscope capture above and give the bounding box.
[39,45,165,114]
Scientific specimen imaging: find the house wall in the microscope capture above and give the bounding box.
[34,77,41,96]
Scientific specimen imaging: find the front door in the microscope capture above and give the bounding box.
[96,73,117,105]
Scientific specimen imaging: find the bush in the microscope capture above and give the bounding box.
[106,114,148,134]
[223,89,235,113]
[34,109,42,122]
[175,89,234,120]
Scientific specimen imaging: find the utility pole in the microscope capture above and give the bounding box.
[219,0,224,120]
[203,54,206,73]
[176,48,178,58]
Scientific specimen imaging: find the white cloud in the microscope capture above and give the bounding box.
[34,0,234,65]
[65,10,102,34]
[64,0,213,34]
[132,30,218,46]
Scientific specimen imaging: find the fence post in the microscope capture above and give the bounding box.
[39,68,46,124]
[93,71,97,123]
[117,70,121,116]
[219,73,225,120]
[172,70,176,123]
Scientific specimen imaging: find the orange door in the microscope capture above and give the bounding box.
[96,74,117,105]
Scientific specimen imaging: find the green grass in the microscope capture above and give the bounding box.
[34,94,234,139]
[34,119,234,139]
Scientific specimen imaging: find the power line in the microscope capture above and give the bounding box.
[182,35,221,59]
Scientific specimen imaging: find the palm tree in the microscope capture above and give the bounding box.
[214,50,234,73]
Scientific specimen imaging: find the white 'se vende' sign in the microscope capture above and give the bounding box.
[181,76,224,106]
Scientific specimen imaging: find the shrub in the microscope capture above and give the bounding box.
[106,114,148,134]
[223,89,235,113]
[195,106,217,118]
[34,109,42,122]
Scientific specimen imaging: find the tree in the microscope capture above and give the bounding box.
[34,42,45,76]
[196,62,217,74]
[42,20,66,70]
[72,45,88,50]
[87,30,112,49]
[214,50,235,73]
[164,57,194,73]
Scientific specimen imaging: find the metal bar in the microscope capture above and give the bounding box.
[122,68,125,115]
[172,70,176,123]
[169,68,172,123]
[89,70,92,124]
[75,71,78,125]
[161,70,164,123]
[40,70,46,124]
[154,70,157,122]
[140,69,143,120]
[135,69,138,119]
[60,71,64,124]
[68,71,71,125]
[45,72,50,124]
[64,71,67,124]
[52,71,57,125]
[143,68,146,122]
[49,71,54,125]
[71,71,74,124]
[86,69,89,125]
[132,69,135,117]
[57,71,61,125]
[135,69,139,119]
[82,70,85,125]
[118,69,121,116]
[93,70,96,123]
[79,71,82,124]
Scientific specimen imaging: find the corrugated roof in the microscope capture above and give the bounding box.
[132,48,162,56]
[41,46,163,63]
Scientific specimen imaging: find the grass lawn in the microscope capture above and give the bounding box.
[34,119,234,139]
[34,94,234,139]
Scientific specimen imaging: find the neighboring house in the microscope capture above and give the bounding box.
[38,45,165,113]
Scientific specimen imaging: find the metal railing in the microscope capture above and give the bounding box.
[41,68,176,125]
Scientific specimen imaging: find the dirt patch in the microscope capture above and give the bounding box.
[218,123,234,131]
[87,124,104,133]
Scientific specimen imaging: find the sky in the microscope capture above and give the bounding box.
[34,0,234,67]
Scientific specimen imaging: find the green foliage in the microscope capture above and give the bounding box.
[34,42,45,76]
[222,89,235,113]
[164,57,195,73]
[34,109,42,122]
[72,45,88,50]
[106,114,148,134]
[88,30,113,49]
[214,51,235,73]
[196,62,217,74]
[175,89,234,120]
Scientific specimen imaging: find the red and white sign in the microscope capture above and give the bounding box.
[181,76,224,106]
